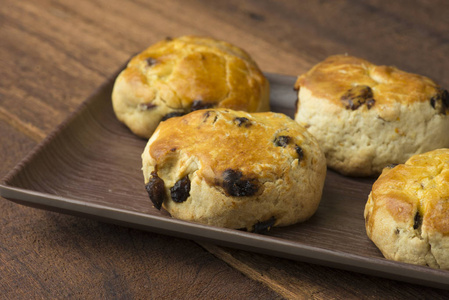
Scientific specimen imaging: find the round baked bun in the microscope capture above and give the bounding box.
[112,36,270,139]
[294,55,449,177]
[142,109,326,232]
[364,149,449,269]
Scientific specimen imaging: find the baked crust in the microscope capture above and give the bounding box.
[294,55,449,176]
[112,36,270,138]
[142,109,326,231]
[364,148,449,269]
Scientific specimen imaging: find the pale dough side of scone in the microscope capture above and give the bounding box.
[296,87,449,176]
[112,36,270,138]
[295,55,449,176]
[142,109,326,231]
[364,149,449,269]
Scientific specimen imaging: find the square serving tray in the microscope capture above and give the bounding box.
[1,66,448,290]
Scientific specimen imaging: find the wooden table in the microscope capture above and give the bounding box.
[1,0,449,298]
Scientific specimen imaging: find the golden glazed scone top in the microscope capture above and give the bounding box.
[148,109,314,186]
[143,108,326,231]
[367,149,449,236]
[121,35,269,112]
[295,55,446,111]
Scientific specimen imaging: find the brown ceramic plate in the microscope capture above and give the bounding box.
[1,67,448,290]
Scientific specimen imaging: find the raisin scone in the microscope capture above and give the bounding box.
[112,36,270,139]
[142,109,326,231]
[364,148,449,269]
[294,55,449,177]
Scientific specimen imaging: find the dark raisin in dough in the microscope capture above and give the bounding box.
[191,100,215,111]
[253,217,276,233]
[222,169,259,197]
[274,136,291,147]
[366,98,376,109]
[145,171,166,210]
[234,117,251,127]
[146,57,158,66]
[161,112,186,121]
[295,145,304,160]
[413,211,422,230]
[430,88,449,114]
[170,176,191,203]
[341,85,375,110]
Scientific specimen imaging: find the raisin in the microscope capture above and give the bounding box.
[366,99,376,109]
[274,136,291,147]
[234,117,251,127]
[222,169,259,197]
[295,145,304,160]
[341,85,375,110]
[170,176,191,203]
[138,103,157,110]
[430,88,449,114]
[253,217,276,233]
[191,100,215,111]
[145,171,166,210]
[413,211,422,230]
[145,57,158,66]
[161,112,185,121]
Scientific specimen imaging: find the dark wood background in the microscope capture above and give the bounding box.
[1,0,449,298]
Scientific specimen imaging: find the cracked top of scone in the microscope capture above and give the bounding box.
[146,109,313,187]
[365,148,449,269]
[295,55,448,113]
[112,36,270,138]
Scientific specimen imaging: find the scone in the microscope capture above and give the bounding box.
[294,55,449,176]
[112,36,270,139]
[364,148,449,269]
[142,109,326,232]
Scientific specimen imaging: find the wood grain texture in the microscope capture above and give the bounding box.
[1,0,449,298]
[0,207,281,299]
[200,243,449,300]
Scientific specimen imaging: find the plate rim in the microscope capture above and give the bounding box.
[1,183,449,289]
